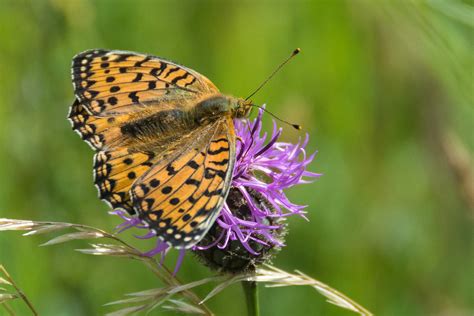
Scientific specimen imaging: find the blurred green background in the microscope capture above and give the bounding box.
[0,0,472,315]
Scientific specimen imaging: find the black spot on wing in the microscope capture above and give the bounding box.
[171,73,190,85]
[132,73,143,82]
[163,67,180,78]
[185,179,200,186]
[161,186,172,194]
[129,92,139,103]
[209,158,229,166]
[150,63,167,77]
[208,147,229,155]
[187,160,200,169]
[204,168,226,180]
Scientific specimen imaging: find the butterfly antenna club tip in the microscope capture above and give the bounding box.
[245,48,301,101]
[251,104,302,131]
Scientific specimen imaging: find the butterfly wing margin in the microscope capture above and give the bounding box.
[71,49,219,116]
[131,117,236,249]
[93,148,159,215]
[68,99,134,150]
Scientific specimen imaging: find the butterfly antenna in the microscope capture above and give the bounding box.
[251,104,302,130]
[245,48,301,101]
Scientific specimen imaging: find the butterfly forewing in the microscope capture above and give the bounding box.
[68,99,136,150]
[71,49,219,116]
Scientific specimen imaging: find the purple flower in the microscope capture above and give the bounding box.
[112,107,320,274]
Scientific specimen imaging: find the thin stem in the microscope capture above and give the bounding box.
[0,265,38,316]
[142,260,214,316]
[2,303,16,316]
[241,280,259,316]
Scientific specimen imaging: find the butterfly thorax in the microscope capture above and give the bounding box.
[192,94,251,124]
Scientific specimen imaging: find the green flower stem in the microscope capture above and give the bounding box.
[242,280,260,316]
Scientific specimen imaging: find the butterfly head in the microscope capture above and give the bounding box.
[233,98,253,118]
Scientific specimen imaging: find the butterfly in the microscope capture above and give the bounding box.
[68,49,252,249]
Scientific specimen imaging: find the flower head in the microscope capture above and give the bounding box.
[112,107,320,274]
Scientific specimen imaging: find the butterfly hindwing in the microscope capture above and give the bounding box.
[71,49,219,116]
[93,148,159,214]
[131,117,235,248]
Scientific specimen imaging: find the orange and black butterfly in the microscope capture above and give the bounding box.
[68,49,253,249]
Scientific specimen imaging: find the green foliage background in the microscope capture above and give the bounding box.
[0,0,472,315]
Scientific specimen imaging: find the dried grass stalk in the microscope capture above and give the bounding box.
[1,218,372,315]
[0,264,38,315]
